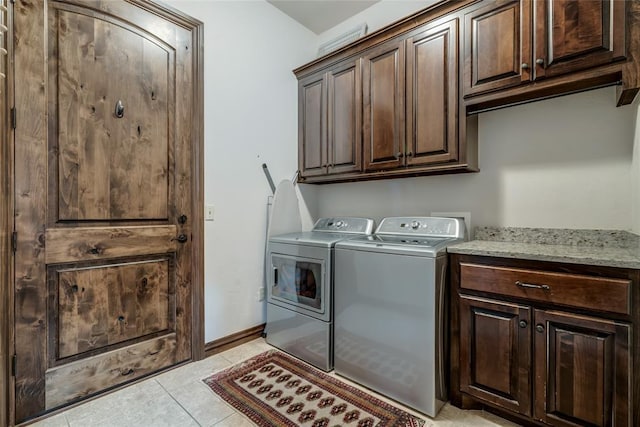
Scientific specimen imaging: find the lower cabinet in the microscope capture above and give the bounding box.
[453,255,635,427]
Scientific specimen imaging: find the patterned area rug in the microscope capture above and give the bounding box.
[203,350,425,427]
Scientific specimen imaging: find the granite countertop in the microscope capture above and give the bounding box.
[448,227,640,269]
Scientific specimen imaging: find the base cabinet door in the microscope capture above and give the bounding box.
[460,296,532,416]
[533,310,631,427]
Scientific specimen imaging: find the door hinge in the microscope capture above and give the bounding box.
[10,107,16,129]
[11,354,16,376]
[11,231,17,252]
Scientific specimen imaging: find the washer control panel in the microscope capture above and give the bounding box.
[376,217,465,239]
[313,217,375,235]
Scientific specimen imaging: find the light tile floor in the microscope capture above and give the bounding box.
[30,339,520,427]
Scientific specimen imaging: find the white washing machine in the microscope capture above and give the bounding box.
[334,216,465,417]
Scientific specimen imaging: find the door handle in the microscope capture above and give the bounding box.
[115,100,125,118]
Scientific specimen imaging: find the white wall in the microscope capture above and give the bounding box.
[164,0,317,342]
[632,101,640,234]
[315,87,636,233]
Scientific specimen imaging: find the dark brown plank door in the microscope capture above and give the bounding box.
[327,59,362,175]
[459,296,531,416]
[533,310,631,427]
[534,0,626,79]
[14,1,195,422]
[406,18,458,167]
[362,39,405,172]
[463,0,532,96]
[298,72,327,178]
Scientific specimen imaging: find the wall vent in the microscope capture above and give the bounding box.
[317,23,367,57]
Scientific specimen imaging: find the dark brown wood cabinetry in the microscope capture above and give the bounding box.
[406,18,459,167]
[464,0,626,97]
[451,255,638,427]
[295,0,640,183]
[299,58,362,178]
[362,39,405,172]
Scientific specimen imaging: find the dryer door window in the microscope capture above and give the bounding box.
[270,254,325,314]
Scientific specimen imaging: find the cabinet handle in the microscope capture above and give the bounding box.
[406,151,413,157]
[521,63,530,70]
[535,324,545,333]
[519,320,528,329]
[515,280,550,291]
[396,152,404,158]
[536,58,545,66]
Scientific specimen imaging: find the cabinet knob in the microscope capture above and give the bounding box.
[536,58,545,66]
[519,320,528,329]
[521,63,530,70]
[396,152,404,158]
[407,151,413,157]
[535,324,545,333]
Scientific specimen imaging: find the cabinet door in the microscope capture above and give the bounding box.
[362,39,405,172]
[298,72,327,178]
[406,19,458,166]
[533,0,626,79]
[463,0,532,96]
[460,296,531,416]
[533,310,630,427]
[327,59,362,175]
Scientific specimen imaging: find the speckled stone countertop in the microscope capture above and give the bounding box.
[448,227,640,269]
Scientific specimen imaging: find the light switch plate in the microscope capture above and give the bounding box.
[205,205,215,221]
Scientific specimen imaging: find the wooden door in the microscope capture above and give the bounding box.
[463,0,532,96]
[13,0,202,423]
[406,18,458,167]
[298,72,327,178]
[533,310,631,427]
[362,39,405,172]
[533,0,626,79]
[327,59,362,176]
[0,1,11,426]
[459,296,531,416]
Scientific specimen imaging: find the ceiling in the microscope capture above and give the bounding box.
[267,0,380,34]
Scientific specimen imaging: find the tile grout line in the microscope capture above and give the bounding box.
[154,378,204,427]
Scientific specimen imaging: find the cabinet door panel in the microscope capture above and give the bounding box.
[464,0,532,96]
[406,19,458,166]
[327,60,362,175]
[298,73,326,178]
[460,296,531,416]
[534,310,630,427]
[363,40,405,171]
[534,0,626,79]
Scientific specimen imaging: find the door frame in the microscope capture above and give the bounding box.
[1,1,204,425]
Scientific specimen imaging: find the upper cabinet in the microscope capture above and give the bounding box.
[298,58,362,180]
[464,0,627,97]
[295,0,640,184]
[362,38,405,172]
[406,19,459,167]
